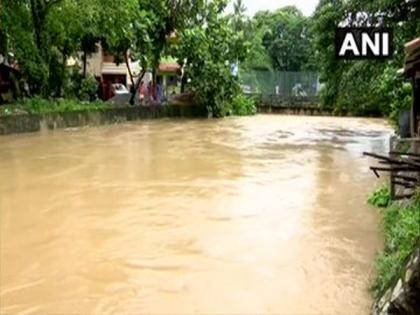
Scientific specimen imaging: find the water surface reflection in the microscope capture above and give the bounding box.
[0,115,391,314]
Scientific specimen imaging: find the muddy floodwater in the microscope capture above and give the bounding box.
[0,115,392,314]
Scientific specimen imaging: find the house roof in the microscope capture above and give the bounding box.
[405,38,420,53]
[158,63,180,74]
[404,37,420,78]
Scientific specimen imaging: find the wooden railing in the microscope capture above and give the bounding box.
[365,138,420,200]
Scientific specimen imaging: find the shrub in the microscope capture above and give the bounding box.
[231,94,257,116]
[336,61,385,116]
[64,66,84,99]
[374,66,412,128]
[21,97,110,114]
[80,76,99,102]
[368,184,391,208]
[0,104,28,117]
[21,97,52,114]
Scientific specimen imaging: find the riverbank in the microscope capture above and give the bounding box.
[258,105,333,116]
[0,104,205,135]
[0,100,381,136]
[369,187,420,314]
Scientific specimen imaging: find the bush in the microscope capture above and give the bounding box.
[21,97,52,114]
[231,94,257,116]
[374,66,412,128]
[21,97,110,114]
[62,70,99,102]
[64,66,84,99]
[80,76,99,102]
[336,61,385,116]
[368,185,391,208]
[0,104,28,117]
[370,191,420,298]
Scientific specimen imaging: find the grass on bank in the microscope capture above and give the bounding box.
[368,186,420,298]
[0,98,111,117]
[1,93,257,118]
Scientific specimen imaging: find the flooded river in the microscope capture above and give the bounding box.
[0,115,392,314]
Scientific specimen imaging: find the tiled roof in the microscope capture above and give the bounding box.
[158,63,180,73]
[404,38,420,77]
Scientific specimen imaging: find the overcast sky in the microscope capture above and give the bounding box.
[226,0,320,17]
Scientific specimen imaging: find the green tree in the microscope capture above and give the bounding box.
[46,0,100,95]
[138,0,207,71]
[2,0,152,98]
[313,0,419,116]
[2,0,49,94]
[174,0,250,117]
[2,0,102,96]
[97,0,150,87]
[254,7,316,71]
[232,0,247,32]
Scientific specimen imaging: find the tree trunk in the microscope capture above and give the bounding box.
[9,71,21,100]
[129,69,146,105]
[58,52,67,97]
[124,50,135,88]
[181,75,187,93]
[152,67,157,83]
[29,0,49,95]
[0,27,7,56]
[30,0,46,54]
[82,51,87,78]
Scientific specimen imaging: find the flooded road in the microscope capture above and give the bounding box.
[0,115,392,314]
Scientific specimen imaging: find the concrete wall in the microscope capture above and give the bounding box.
[0,105,205,136]
[0,103,373,136]
[258,105,334,116]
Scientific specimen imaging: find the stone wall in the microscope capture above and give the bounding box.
[0,114,41,134]
[0,105,205,136]
[373,246,420,315]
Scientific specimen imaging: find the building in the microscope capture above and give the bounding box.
[403,38,420,138]
[157,62,181,96]
[76,45,182,101]
[68,44,141,100]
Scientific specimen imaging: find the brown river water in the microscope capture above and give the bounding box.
[0,115,392,315]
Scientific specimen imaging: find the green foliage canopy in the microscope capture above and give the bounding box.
[312,0,419,118]
[174,0,250,117]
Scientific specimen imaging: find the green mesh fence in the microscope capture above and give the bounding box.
[239,70,320,97]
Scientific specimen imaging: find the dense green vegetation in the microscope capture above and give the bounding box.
[0,98,110,117]
[172,1,250,117]
[368,185,392,208]
[230,2,316,73]
[229,94,257,116]
[0,0,252,117]
[238,0,418,119]
[368,187,420,298]
[1,0,418,118]
[311,0,418,119]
